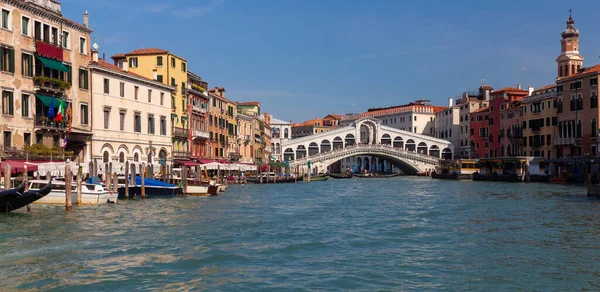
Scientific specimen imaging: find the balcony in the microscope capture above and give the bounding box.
[192,105,207,114]
[193,129,209,140]
[34,76,71,94]
[172,150,190,159]
[34,115,69,131]
[554,137,577,146]
[173,127,188,139]
[229,152,242,161]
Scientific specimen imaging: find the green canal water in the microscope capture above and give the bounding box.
[1,177,599,291]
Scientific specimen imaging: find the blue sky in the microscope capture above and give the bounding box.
[60,0,600,122]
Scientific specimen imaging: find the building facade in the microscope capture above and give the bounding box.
[269,115,292,161]
[237,113,253,163]
[486,86,529,158]
[499,100,524,157]
[88,53,174,172]
[0,0,92,160]
[187,72,209,161]
[457,86,492,158]
[208,87,229,160]
[340,100,443,137]
[435,98,460,158]
[111,48,189,161]
[470,108,490,158]
[553,14,600,158]
[522,85,558,158]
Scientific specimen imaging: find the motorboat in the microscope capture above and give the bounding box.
[28,179,117,204]
[117,176,182,198]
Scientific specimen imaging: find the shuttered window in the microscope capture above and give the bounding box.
[0,46,15,73]
[2,91,14,115]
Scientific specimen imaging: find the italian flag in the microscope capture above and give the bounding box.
[55,102,64,122]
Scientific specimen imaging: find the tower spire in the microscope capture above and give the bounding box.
[556,9,583,78]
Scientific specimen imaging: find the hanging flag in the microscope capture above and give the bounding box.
[61,135,67,148]
[67,102,72,133]
[48,97,55,120]
[55,101,64,122]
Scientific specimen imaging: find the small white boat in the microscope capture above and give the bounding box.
[29,180,118,205]
[185,185,209,196]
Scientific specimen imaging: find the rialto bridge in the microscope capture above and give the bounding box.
[276,118,453,175]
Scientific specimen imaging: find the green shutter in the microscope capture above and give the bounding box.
[67,65,72,84]
[0,48,4,71]
[84,70,89,89]
[8,92,13,115]
[8,48,14,73]
[27,54,33,76]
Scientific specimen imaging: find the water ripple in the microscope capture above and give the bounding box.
[0,178,597,290]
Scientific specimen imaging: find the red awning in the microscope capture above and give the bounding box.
[198,159,216,164]
[219,160,229,164]
[36,40,64,61]
[0,160,39,174]
[175,160,199,167]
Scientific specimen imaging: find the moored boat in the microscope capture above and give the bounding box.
[355,173,399,178]
[29,179,117,204]
[1,180,52,213]
[308,175,329,182]
[329,173,353,179]
[0,180,26,206]
[117,176,182,198]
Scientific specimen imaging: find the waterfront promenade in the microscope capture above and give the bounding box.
[0,177,596,290]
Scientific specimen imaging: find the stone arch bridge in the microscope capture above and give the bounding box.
[278,118,453,174]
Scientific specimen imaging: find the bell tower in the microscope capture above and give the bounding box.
[556,9,584,78]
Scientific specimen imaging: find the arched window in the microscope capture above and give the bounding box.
[134,153,139,162]
[592,118,597,137]
[119,152,125,163]
[570,97,576,111]
[284,128,289,138]
[577,95,583,110]
[103,151,109,163]
[592,93,598,109]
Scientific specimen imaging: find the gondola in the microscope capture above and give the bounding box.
[246,177,297,184]
[0,179,27,206]
[308,175,329,182]
[355,173,399,178]
[0,180,52,213]
[329,173,353,179]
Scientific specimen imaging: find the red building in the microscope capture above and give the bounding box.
[486,87,529,157]
[187,72,210,161]
[470,108,490,158]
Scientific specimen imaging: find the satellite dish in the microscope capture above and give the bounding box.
[92,43,99,50]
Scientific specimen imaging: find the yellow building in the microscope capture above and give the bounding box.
[522,84,558,158]
[112,48,189,161]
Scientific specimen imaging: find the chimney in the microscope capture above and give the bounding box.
[484,89,490,101]
[152,69,158,80]
[92,49,99,63]
[517,84,521,90]
[528,85,534,96]
[448,97,454,107]
[83,11,88,28]
[122,58,129,72]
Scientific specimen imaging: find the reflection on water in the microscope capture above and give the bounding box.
[0,178,598,290]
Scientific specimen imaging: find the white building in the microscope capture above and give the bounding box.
[340,100,443,137]
[434,98,460,158]
[88,50,174,174]
[269,115,292,161]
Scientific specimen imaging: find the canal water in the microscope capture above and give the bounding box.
[1,177,599,291]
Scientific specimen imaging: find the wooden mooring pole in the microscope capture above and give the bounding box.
[131,163,137,199]
[65,164,72,211]
[140,163,146,199]
[4,163,10,190]
[76,166,82,206]
[124,161,129,199]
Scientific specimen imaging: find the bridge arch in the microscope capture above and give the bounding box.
[345,134,355,147]
[405,139,416,152]
[296,145,307,159]
[356,119,379,144]
[308,142,319,156]
[320,139,331,153]
[393,136,404,149]
[429,145,440,157]
[381,134,391,145]
[417,142,428,155]
[284,148,295,161]
[304,151,426,175]
[332,136,343,150]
